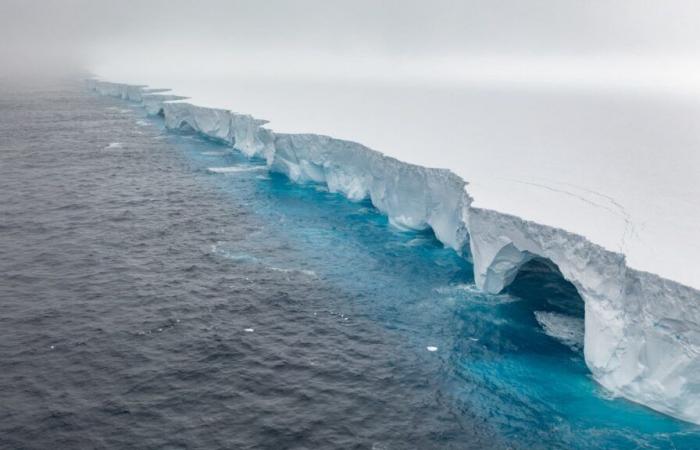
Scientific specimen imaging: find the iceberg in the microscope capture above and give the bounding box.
[86,79,700,425]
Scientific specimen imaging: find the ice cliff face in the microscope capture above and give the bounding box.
[87,79,700,425]
[272,133,470,252]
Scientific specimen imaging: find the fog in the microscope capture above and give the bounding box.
[3,0,700,92]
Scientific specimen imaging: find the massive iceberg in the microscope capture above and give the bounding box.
[87,79,700,424]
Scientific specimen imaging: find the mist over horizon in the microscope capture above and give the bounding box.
[3,0,700,93]
[3,2,700,447]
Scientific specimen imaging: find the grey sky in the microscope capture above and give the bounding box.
[2,1,700,87]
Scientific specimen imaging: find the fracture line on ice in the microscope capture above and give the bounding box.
[505,178,636,253]
[87,79,700,425]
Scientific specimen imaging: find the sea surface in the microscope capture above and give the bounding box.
[1,79,699,449]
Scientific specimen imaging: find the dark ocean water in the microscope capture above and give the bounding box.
[1,79,699,449]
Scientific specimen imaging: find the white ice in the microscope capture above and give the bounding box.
[88,78,700,425]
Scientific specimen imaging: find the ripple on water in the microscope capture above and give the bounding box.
[0,81,697,450]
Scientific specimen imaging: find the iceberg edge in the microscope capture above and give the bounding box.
[87,79,700,425]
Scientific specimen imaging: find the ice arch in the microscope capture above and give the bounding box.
[86,79,700,425]
[505,257,586,352]
[469,207,700,422]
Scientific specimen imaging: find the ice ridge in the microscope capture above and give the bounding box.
[87,79,700,425]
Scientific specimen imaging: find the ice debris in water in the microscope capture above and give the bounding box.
[201,151,229,156]
[426,346,438,352]
[88,78,700,425]
[244,328,254,333]
[534,311,584,352]
[207,166,265,174]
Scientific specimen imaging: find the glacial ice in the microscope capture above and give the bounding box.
[87,79,700,425]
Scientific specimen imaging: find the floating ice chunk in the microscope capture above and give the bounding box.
[426,346,438,352]
[244,328,254,333]
[207,166,265,174]
[534,311,584,351]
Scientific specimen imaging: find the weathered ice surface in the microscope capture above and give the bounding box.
[87,79,700,425]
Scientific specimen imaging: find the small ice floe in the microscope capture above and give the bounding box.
[426,346,438,352]
[104,142,124,149]
[534,311,584,351]
[405,237,431,247]
[435,283,517,305]
[244,328,255,333]
[207,166,265,174]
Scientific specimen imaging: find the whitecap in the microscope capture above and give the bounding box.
[104,142,124,149]
[210,244,257,263]
[268,266,317,277]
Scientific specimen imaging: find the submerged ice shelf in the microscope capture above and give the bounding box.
[88,79,700,425]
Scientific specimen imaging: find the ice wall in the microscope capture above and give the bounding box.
[87,79,700,425]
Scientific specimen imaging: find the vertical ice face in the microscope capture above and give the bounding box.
[88,79,700,425]
[159,102,275,163]
[468,206,700,423]
[271,133,471,253]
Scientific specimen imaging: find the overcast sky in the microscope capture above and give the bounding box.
[3,0,700,90]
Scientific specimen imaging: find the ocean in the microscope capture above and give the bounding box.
[0,78,698,449]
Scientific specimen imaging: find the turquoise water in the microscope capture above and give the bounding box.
[3,81,698,449]
[158,110,700,448]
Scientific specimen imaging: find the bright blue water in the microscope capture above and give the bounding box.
[1,80,699,449]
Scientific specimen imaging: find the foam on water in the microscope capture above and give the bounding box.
[268,266,318,277]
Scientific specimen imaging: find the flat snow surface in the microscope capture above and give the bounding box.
[96,74,700,289]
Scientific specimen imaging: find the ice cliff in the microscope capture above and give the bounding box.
[87,79,700,425]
